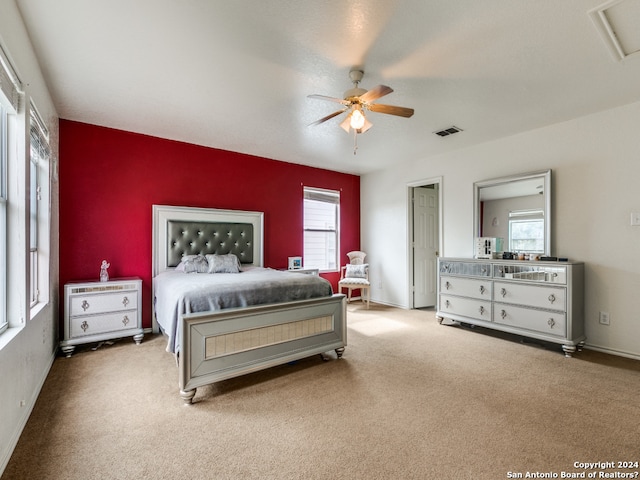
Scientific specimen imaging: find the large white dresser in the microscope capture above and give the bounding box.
[436,258,585,356]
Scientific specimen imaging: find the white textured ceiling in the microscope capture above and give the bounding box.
[14,0,640,175]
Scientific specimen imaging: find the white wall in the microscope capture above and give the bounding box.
[362,100,640,360]
[0,0,59,474]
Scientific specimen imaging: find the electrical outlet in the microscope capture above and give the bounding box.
[599,311,610,325]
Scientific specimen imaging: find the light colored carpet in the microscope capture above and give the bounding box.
[3,304,639,480]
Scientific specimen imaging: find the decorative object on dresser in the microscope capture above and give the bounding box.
[436,258,585,357]
[99,259,110,282]
[338,250,370,309]
[288,256,302,269]
[61,278,144,357]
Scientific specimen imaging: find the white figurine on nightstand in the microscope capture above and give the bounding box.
[99,260,110,282]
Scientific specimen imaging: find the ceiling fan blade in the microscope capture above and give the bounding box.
[308,94,351,106]
[368,103,415,118]
[308,107,349,126]
[359,85,393,103]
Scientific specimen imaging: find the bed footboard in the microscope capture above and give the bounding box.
[179,294,347,404]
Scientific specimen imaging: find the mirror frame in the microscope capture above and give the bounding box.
[473,169,551,256]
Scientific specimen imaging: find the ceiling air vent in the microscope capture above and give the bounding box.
[589,0,640,61]
[434,126,463,137]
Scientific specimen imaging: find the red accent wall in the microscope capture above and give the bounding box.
[59,120,360,329]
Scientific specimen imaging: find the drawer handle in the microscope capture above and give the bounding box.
[445,281,451,290]
[547,318,555,328]
[479,285,485,294]
[122,315,130,326]
[548,294,556,304]
[122,296,130,307]
[501,288,507,298]
[481,267,487,274]
[445,299,450,308]
[81,320,89,332]
[479,305,485,315]
[81,300,90,311]
[501,309,507,319]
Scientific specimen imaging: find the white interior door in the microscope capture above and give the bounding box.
[413,186,439,308]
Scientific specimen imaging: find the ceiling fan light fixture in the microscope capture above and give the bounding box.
[356,117,373,134]
[340,114,352,133]
[350,108,366,129]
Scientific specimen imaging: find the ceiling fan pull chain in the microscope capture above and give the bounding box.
[353,130,358,155]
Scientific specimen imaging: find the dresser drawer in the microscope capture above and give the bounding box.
[493,281,566,310]
[69,310,139,338]
[440,277,492,300]
[493,304,567,337]
[440,261,491,277]
[439,294,492,321]
[69,290,138,316]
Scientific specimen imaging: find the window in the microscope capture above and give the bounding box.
[0,104,7,334]
[509,209,544,253]
[303,187,339,271]
[1,43,21,334]
[29,103,50,310]
[1,42,34,334]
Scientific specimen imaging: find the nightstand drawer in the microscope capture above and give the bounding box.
[69,290,138,316]
[70,310,139,338]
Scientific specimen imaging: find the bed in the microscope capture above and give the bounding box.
[152,205,347,404]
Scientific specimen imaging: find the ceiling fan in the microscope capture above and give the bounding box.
[308,68,415,138]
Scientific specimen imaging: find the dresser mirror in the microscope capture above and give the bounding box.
[473,169,551,256]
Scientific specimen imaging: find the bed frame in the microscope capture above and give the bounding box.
[152,205,347,404]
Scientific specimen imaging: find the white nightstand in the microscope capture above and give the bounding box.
[287,268,320,275]
[61,278,144,357]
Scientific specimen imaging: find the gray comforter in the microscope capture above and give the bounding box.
[153,267,333,353]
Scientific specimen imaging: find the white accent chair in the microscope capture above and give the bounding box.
[338,251,370,309]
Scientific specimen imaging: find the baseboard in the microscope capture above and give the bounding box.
[0,350,56,476]
[366,298,405,309]
[584,343,640,361]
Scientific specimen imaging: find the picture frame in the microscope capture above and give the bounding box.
[288,256,302,269]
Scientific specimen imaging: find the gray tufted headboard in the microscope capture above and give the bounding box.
[152,205,264,276]
[166,220,254,266]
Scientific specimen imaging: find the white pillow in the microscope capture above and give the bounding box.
[345,263,368,279]
[176,254,209,273]
[206,253,241,273]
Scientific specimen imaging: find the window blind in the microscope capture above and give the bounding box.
[303,186,340,204]
[0,45,22,113]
